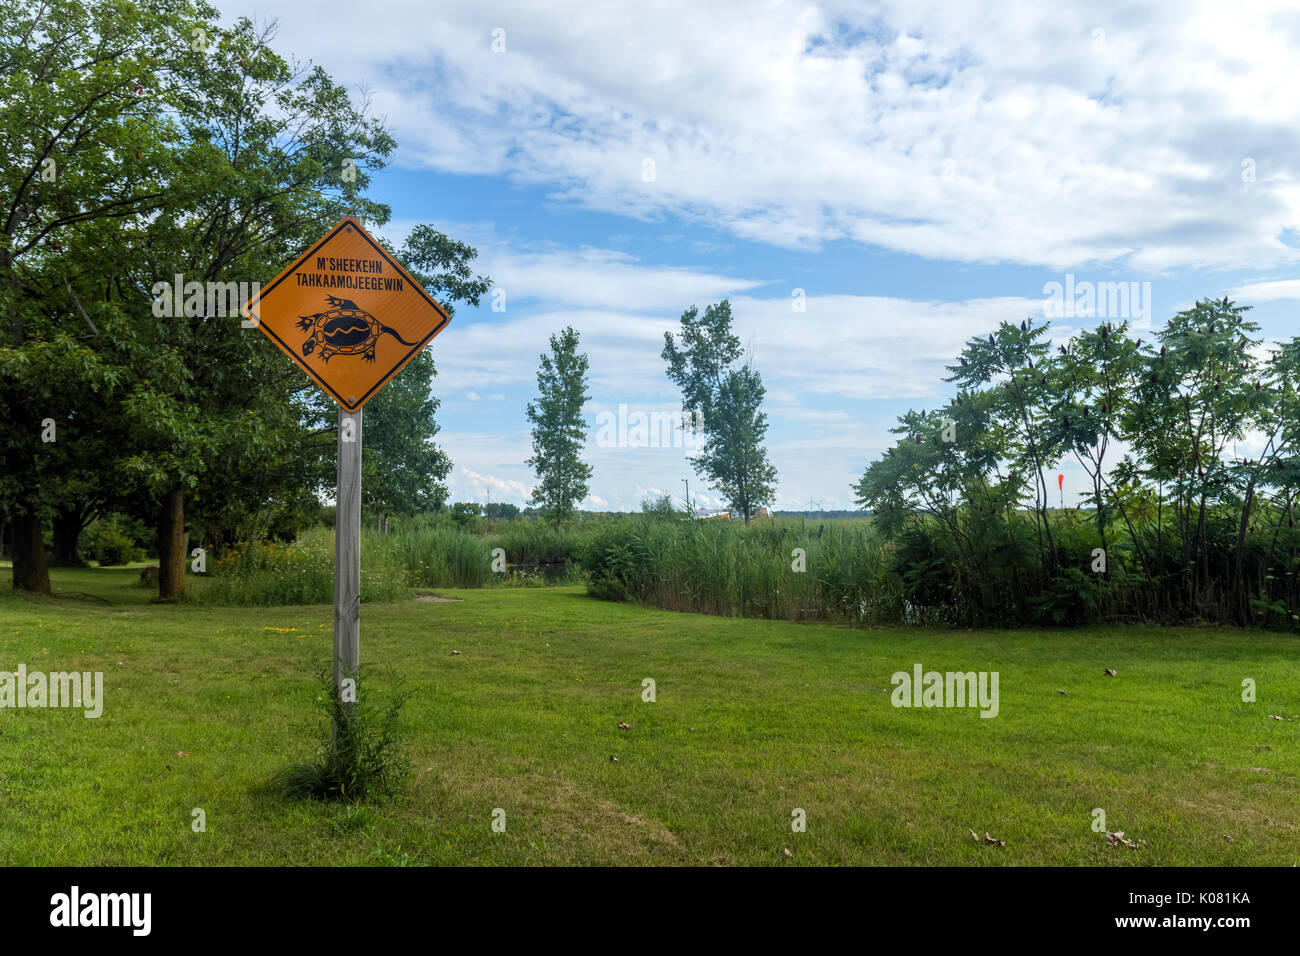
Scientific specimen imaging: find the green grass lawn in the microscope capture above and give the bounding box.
[1,565,1297,865]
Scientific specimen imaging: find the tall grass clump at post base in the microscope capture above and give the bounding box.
[272,664,412,802]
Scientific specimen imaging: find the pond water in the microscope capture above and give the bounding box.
[501,562,582,585]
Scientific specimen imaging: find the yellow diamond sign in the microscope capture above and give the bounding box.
[245,217,450,411]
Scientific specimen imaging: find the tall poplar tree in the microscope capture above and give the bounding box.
[526,326,591,527]
[662,300,777,523]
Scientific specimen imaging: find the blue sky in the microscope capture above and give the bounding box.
[221,0,1300,511]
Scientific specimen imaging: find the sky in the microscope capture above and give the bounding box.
[218,0,1300,512]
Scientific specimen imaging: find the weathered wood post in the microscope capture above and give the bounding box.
[335,406,362,717]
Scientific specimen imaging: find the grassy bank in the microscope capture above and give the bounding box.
[1,566,1297,865]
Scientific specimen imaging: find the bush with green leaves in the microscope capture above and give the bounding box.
[81,514,147,567]
[448,502,482,531]
[581,520,653,603]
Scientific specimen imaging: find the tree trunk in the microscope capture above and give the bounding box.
[11,510,50,593]
[1232,480,1256,624]
[51,506,87,567]
[157,487,186,600]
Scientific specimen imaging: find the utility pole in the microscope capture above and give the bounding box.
[682,477,691,516]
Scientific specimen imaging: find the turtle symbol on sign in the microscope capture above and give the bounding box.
[296,295,419,363]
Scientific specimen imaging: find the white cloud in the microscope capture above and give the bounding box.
[427,240,1052,405]
[484,246,765,310]
[452,465,531,503]
[220,0,1300,271]
[1230,279,1300,302]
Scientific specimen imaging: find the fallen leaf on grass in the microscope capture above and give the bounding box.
[1269,714,1284,720]
[1104,668,1117,677]
[617,722,630,730]
[1057,689,1068,696]
[176,751,188,758]
[1105,831,1145,849]
[984,832,1007,846]
[783,848,792,857]
[1224,836,1234,844]
[609,755,619,763]
[451,650,461,655]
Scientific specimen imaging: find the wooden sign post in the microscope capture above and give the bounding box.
[335,407,362,707]
[244,217,451,737]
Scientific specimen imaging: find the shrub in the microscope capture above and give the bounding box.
[581,521,652,602]
[449,501,482,532]
[1029,567,1103,626]
[82,515,146,566]
[892,523,957,623]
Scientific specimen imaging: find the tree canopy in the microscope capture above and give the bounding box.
[0,0,488,595]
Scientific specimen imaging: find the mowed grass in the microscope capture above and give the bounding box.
[1,566,1297,865]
